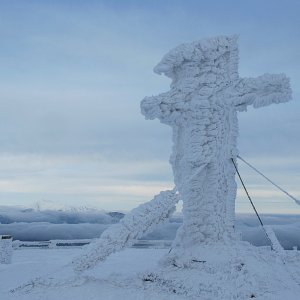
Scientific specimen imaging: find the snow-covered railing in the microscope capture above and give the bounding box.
[12,239,172,250]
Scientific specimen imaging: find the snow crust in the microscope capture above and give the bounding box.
[2,247,300,300]
[142,243,300,300]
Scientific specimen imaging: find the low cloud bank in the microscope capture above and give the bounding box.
[0,222,110,241]
[236,214,300,250]
[0,206,300,249]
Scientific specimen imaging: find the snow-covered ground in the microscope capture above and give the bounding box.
[0,247,185,300]
[1,205,300,299]
[1,244,300,300]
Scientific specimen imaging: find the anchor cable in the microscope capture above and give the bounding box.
[237,156,300,206]
[231,158,274,249]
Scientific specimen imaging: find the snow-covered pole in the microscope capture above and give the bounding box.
[72,189,179,271]
[0,235,13,264]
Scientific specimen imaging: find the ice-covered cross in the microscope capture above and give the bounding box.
[72,36,291,272]
[141,36,291,251]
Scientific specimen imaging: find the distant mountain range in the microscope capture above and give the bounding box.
[0,205,124,224]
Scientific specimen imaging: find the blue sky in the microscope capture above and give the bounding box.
[0,0,299,213]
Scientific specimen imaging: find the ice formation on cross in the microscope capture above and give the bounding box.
[141,35,291,252]
[72,35,291,271]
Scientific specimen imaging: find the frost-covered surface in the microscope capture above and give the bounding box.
[141,35,292,259]
[72,190,178,271]
[1,246,300,300]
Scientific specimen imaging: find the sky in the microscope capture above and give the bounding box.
[0,0,299,213]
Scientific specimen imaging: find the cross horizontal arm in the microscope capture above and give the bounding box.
[233,73,292,111]
[140,91,175,122]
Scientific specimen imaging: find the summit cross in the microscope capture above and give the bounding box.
[72,36,291,271]
[141,35,291,257]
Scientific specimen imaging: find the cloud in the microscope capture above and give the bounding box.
[0,0,299,212]
[0,223,110,241]
[1,206,300,250]
[0,154,173,209]
[0,205,123,224]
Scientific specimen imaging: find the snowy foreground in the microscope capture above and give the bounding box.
[1,244,300,300]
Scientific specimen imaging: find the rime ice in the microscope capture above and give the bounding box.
[141,35,291,254]
[73,190,179,271]
[72,35,291,271]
